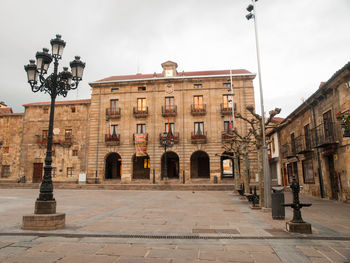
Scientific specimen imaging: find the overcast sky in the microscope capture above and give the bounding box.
[1,0,349,117]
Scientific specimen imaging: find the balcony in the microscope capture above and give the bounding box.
[106,108,121,121]
[133,133,148,144]
[161,105,177,117]
[220,104,233,116]
[311,122,339,148]
[191,104,206,116]
[221,131,234,143]
[191,132,207,144]
[159,132,179,144]
[105,134,120,146]
[36,135,73,148]
[133,107,148,118]
[281,143,296,159]
[295,135,313,154]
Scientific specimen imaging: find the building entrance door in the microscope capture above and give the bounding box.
[190,151,210,178]
[33,163,43,183]
[327,155,339,200]
[105,153,122,179]
[132,154,150,179]
[161,151,179,179]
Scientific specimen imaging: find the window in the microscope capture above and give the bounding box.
[291,133,296,154]
[73,150,78,156]
[3,147,9,153]
[223,83,231,88]
[71,106,76,113]
[138,86,146,91]
[111,88,119,92]
[137,124,146,134]
[323,110,333,139]
[52,167,57,178]
[42,130,48,139]
[65,129,72,139]
[1,165,10,178]
[224,121,232,132]
[165,97,174,110]
[110,124,118,136]
[137,98,147,111]
[193,95,203,109]
[194,84,202,88]
[110,99,119,112]
[67,167,73,177]
[43,107,49,114]
[304,124,311,149]
[223,95,233,109]
[194,122,204,135]
[165,123,175,135]
[302,159,315,184]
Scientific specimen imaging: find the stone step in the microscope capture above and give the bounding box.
[0,182,234,191]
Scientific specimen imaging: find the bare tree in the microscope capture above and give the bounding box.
[234,106,281,207]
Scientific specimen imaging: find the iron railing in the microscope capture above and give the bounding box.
[133,107,148,118]
[295,135,313,154]
[311,122,338,148]
[191,131,207,144]
[190,104,206,116]
[159,132,179,144]
[106,108,121,120]
[161,105,177,117]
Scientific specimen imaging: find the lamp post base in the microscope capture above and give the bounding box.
[22,213,65,230]
[35,200,56,214]
[286,221,312,234]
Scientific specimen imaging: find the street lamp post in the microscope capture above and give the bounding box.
[246,1,271,208]
[161,132,174,180]
[22,34,85,229]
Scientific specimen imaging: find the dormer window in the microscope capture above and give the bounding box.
[138,86,146,92]
[194,84,202,89]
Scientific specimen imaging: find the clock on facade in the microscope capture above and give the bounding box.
[165,69,173,77]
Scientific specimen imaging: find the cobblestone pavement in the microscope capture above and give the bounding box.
[0,189,349,262]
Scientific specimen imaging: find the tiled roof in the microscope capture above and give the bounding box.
[96,69,253,82]
[0,112,23,117]
[0,108,13,115]
[23,99,91,107]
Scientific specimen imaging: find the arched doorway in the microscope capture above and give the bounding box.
[132,154,150,179]
[105,152,122,179]
[161,151,179,179]
[190,151,210,178]
[221,151,233,178]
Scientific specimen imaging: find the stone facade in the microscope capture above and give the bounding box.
[278,62,350,202]
[19,100,90,183]
[87,61,257,183]
[0,111,23,182]
[0,61,258,185]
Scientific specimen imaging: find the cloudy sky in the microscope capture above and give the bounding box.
[1,0,349,117]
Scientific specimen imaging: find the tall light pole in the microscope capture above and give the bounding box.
[246,1,271,208]
[22,34,85,229]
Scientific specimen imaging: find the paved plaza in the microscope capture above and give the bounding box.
[0,189,349,262]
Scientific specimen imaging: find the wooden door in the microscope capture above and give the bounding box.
[33,163,43,183]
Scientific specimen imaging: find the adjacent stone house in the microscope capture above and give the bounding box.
[278,62,350,201]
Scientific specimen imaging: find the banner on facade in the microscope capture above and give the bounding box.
[135,134,147,156]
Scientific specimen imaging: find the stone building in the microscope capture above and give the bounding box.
[278,62,350,201]
[0,61,258,184]
[0,102,23,181]
[18,100,91,183]
[87,61,257,183]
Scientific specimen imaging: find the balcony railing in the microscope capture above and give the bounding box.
[191,104,206,116]
[36,135,73,147]
[311,122,339,148]
[106,108,121,121]
[159,132,179,144]
[105,134,120,146]
[220,104,233,116]
[295,135,313,154]
[191,131,207,144]
[133,133,148,144]
[133,107,148,118]
[221,131,234,143]
[281,143,296,159]
[161,105,177,117]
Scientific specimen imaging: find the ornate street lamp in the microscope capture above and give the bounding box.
[22,34,85,229]
[161,132,174,180]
